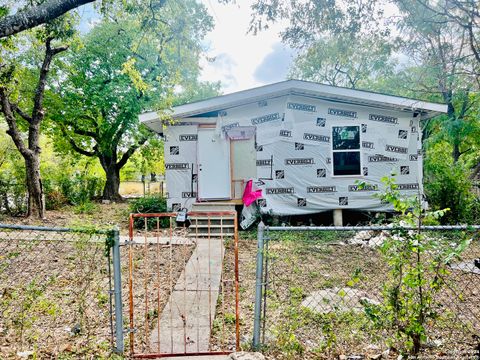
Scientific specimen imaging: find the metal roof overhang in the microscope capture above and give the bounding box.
[140,80,448,134]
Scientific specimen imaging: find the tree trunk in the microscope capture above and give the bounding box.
[452,143,461,164]
[101,161,123,202]
[24,154,45,218]
[0,38,66,219]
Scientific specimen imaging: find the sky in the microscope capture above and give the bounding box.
[198,1,295,94]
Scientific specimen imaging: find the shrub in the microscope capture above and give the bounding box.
[0,178,26,216]
[58,173,104,206]
[129,196,169,229]
[424,141,479,224]
[424,162,477,224]
[44,189,68,210]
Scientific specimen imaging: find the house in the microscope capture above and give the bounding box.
[140,80,447,226]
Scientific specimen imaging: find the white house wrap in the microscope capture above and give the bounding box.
[140,80,446,218]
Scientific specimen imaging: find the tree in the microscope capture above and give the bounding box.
[412,0,480,69]
[49,1,216,201]
[248,0,389,45]
[247,0,397,90]
[0,0,234,39]
[0,16,73,218]
[394,0,479,163]
[290,35,395,89]
[247,0,479,164]
[0,0,94,39]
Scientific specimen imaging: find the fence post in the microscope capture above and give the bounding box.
[253,221,265,349]
[112,227,124,354]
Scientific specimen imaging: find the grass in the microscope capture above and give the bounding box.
[217,228,480,360]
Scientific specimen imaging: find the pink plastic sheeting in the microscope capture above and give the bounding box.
[242,179,263,206]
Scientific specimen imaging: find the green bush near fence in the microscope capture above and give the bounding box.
[129,196,170,229]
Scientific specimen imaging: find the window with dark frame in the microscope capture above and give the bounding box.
[332,126,361,176]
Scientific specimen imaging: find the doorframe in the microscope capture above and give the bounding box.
[228,130,257,201]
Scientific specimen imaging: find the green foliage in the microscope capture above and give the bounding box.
[44,190,67,211]
[223,312,236,325]
[129,195,169,229]
[290,34,395,89]
[73,201,99,215]
[121,136,165,180]
[47,1,219,200]
[424,141,480,224]
[58,174,104,206]
[271,287,307,358]
[364,176,470,354]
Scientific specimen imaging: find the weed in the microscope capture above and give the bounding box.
[73,201,98,214]
[360,176,470,354]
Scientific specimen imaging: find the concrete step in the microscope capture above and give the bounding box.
[189,216,235,221]
[188,207,237,238]
[192,224,235,228]
[189,219,235,226]
[189,227,235,234]
[188,232,235,238]
[191,202,236,213]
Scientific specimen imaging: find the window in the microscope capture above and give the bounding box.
[332,126,361,176]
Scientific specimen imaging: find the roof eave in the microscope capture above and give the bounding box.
[139,80,448,132]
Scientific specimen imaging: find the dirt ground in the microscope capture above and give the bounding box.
[2,206,480,359]
[0,202,131,232]
[0,217,193,359]
[219,231,480,360]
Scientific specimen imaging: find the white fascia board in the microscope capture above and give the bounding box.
[139,111,159,123]
[288,80,447,115]
[171,82,293,118]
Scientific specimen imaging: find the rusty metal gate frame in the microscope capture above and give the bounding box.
[127,211,240,358]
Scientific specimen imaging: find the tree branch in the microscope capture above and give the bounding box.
[0,86,30,157]
[459,148,472,156]
[467,22,480,64]
[60,126,97,157]
[70,125,97,139]
[11,103,33,123]
[0,0,95,39]
[116,136,149,170]
[33,38,68,125]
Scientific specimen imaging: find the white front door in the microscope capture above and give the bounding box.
[197,128,231,200]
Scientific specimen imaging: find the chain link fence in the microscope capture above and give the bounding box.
[253,224,480,359]
[0,224,122,358]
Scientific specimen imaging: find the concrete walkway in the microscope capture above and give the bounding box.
[150,238,225,354]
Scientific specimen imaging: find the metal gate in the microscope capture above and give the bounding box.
[126,211,240,358]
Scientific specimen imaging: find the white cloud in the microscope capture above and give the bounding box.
[254,42,296,83]
[199,0,293,94]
